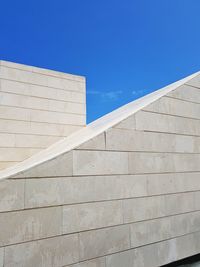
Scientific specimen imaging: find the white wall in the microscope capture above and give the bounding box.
[0,60,86,169]
[1,71,200,267]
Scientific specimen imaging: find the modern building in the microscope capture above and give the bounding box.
[0,61,200,267]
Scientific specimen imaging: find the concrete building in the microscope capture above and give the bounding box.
[0,60,86,170]
[0,61,200,267]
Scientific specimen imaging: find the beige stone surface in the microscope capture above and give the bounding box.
[0,179,24,212]
[0,118,83,137]
[128,152,200,174]
[73,150,129,175]
[0,147,41,162]
[25,174,147,208]
[4,234,79,267]
[0,162,17,170]
[123,192,196,223]
[0,248,4,267]
[106,250,134,267]
[0,206,62,246]
[135,110,200,135]
[106,232,200,267]
[0,65,85,92]
[63,200,123,233]
[1,64,200,267]
[79,225,130,260]
[0,92,85,115]
[68,258,106,267]
[0,79,85,103]
[187,75,200,88]
[146,172,200,195]
[15,151,73,178]
[106,128,200,153]
[114,115,136,129]
[144,95,200,119]
[0,61,86,169]
[168,84,200,103]
[76,133,105,150]
[130,211,200,248]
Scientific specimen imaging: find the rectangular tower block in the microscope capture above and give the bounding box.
[0,60,86,169]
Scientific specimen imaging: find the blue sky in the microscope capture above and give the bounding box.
[0,0,200,122]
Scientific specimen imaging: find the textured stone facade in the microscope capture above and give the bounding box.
[0,65,200,266]
[0,61,86,169]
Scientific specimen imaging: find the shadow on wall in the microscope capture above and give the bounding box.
[163,254,200,266]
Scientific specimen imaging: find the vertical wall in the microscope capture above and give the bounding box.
[1,75,200,266]
[0,60,86,169]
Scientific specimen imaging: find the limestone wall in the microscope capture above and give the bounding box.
[0,61,86,170]
[0,73,200,266]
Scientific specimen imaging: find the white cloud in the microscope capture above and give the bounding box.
[132,89,145,96]
[87,90,123,101]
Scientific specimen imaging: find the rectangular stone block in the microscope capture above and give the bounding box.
[25,178,62,207]
[0,133,15,147]
[128,152,174,174]
[164,192,195,215]
[0,79,85,103]
[4,234,79,267]
[153,173,200,195]
[106,226,200,267]
[67,257,106,267]
[73,150,129,176]
[106,128,199,153]
[0,162,16,170]
[174,232,199,262]
[0,60,84,82]
[15,151,73,178]
[0,206,62,246]
[32,65,84,81]
[133,238,178,267]
[0,118,82,136]
[128,152,200,174]
[0,179,24,212]
[0,60,33,71]
[60,78,85,93]
[0,65,38,83]
[30,109,85,125]
[130,211,200,248]
[123,192,196,223]
[106,243,174,267]
[146,172,200,196]
[135,110,200,135]
[63,200,123,233]
[0,105,31,121]
[113,115,136,130]
[123,195,165,223]
[0,65,85,92]
[173,153,200,172]
[0,91,46,111]
[130,217,170,248]
[0,248,3,267]
[25,174,147,208]
[194,191,200,210]
[144,96,200,119]
[186,74,200,89]
[14,134,61,148]
[167,84,200,103]
[0,147,41,162]
[76,133,105,150]
[180,173,200,192]
[0,92,85,121]
[106,250,134,267]
[79,225,130,260]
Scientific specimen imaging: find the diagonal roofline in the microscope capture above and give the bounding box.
[0,71,199,180]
